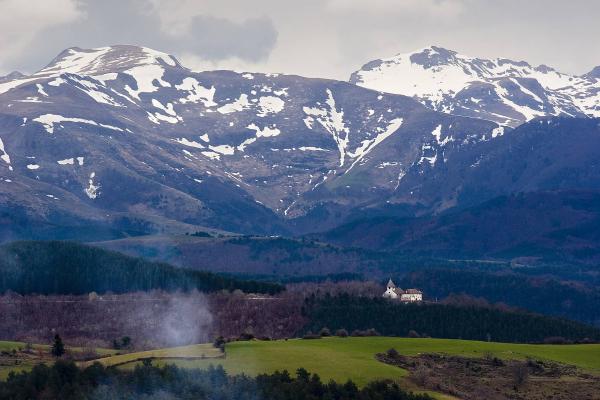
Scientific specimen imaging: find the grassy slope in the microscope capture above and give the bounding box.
[81,344,223,368]
[113,337,600,386]
[0,341,115,380]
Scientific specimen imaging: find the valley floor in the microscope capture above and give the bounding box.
[3,337,600,399]
[96,337,600,388]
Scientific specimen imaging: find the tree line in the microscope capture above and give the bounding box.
[0,361,432,400]
[399,268,600,326]
[301,294,600,343]
[0,241,283,295]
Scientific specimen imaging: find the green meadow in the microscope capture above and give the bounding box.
[114,337,600,386]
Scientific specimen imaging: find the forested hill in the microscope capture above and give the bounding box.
[399,269,600,326]
[302,295,600,343]
[0,241,283,295]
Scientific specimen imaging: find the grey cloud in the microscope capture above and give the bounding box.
[7,0,278,73]
[1,0,600,80]
[183,15,277,62]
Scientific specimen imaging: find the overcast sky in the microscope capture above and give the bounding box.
[1,0,599,79]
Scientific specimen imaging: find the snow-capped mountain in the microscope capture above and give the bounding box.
[350,46,600,127]
[2,45,600,240]
[0,45,508,238]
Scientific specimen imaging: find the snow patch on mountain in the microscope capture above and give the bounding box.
[257,96,285,117]
[67,75,123,106]
[124,65,171,100]
[85,172,100,199]
[33,114,124,134]
[418,143,437,167]
[0,138,11,169]
[431,124,454,146]
[56,157,84,166]
[303,89,349,166]
[492,126,505,138]
[173,138,204,149]
[201,151,221,160]
[176,78,217,107]
[36,84,48,97]
[247,123,281,138]
[299,146,328,152]
[209,144,235,155]
[151,99,181,123]
[217,94,250,114]
[237,123,282,151]
[346,118,404,173]
[57,158,74,165]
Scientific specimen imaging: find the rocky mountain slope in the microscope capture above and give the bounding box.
[2,45,600,240]
[315,188,600,263]
[351,46,600,127]
[0,45,504,239]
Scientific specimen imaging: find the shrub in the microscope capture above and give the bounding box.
[51,334,65,358]
[511,363,529,389]
[319,327,331,337]
[365,328,380,337]
[386,348,399,358]
[408,330,421,338]
[213,336,226,349]
[492,357,504,367]
[302,331,321,340]
[336,329,349,338]
[543,336,569,345]
[412,364,430,386]
[239,332,255,341]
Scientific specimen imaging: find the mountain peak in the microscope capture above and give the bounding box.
[406,46,460,68]
[35,45,184,78]
[349,46,599,127]
[584,66,600,80]
[0,71,26,83]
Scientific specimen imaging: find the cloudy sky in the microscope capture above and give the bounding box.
[1,0,599,79]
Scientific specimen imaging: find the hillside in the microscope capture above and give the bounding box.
[0,352,434,399]
[0,241,283,295]
[93,234,399,276]
[314,189,600,264]
[399,269,600,326]
[0,45,503,239]
[93,234,511,278]
[4,338,600,399]
[2,46,600,240]
[301,295,600,343]
[83,338,600,399]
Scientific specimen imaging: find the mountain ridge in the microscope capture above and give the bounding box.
[1,45,599,240]
[0,44,506,239]
[350,45,600,127]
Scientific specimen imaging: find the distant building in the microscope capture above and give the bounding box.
[382,279,423,302]
[383,279,400,299]
[401,288,423,302]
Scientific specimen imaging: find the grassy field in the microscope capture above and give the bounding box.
[0,341,115,380]
[112,337,600,387]
[80,344,223,368]
[5,336,600,397]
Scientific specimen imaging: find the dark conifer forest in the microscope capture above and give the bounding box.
[0,241,283,295]
[0,361,432,400]
[302,294,600,343]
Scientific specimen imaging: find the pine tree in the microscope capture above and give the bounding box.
[51,334,65,358]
